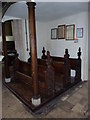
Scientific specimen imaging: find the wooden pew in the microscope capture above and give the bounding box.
[52,49,71,88]
[41,47,81,83]
[13,55,55,95]
[29,50,71,89]
[13,56,32,86]
[27,47,81,92]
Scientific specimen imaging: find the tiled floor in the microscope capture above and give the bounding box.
[2,81,88,118]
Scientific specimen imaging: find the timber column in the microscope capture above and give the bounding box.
[26,2,41,106]
[2,23,11,83]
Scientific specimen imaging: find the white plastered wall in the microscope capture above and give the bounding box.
[11,11,88,81]
[36,21,49,58]
[88,2,90,80]
[36,11,88,81]
[12,19,30,61]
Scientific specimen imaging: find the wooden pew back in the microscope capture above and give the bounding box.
[13,56,55,94]
[38,58,47,66]
[51,56,64,62]
[41,47,81,82]
[18,60,32,76]
[38,65,47,82]
[52,61,64,74]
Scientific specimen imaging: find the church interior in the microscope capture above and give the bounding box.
[0,1,89,118]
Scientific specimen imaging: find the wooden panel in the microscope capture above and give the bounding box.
[51,56,64,62]
[16,71,33,86]
[18,60,32,76]
[38,58,47,66]
[52,61,64,74]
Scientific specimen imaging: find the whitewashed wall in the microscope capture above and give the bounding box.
[88,2,90,80]
[36,21,49,58]
[12,19,30,61]
[37,11,88,81]
[12,11,88,81]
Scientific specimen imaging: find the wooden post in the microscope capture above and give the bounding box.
[75,47,81,81]
[26,2,41,106]
[64,49,71,87]
[46,51,55,94]
[2,23,11,83]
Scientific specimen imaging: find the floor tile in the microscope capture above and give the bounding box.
[72,103,84,113]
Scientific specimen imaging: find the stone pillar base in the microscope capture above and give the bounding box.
[31,97,41,106]
[5,78,11,83]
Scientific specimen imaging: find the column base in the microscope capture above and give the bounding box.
[5,78,11,83]
[31,97,41,106]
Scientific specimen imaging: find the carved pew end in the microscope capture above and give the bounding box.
[63,49,71,87]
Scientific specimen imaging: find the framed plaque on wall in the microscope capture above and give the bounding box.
[51,28,57,39]
[66,24,75,40]
[76,28,83,38]
[58,25,65,39]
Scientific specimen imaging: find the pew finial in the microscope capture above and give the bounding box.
[64,49,70,59]
[47,51,50,59]
[65,49,68,55]
[77,47,81,59]
[46,51,52,66]
[42,47,46,56]
[41,47,47,59]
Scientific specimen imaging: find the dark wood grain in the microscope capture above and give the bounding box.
[27,2,39,98]
[41,47,81,83]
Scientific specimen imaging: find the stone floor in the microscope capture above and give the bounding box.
[0,62,2,120]
[2,81,88,118]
